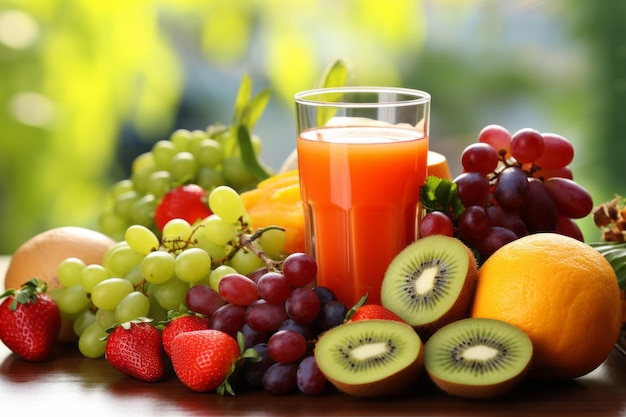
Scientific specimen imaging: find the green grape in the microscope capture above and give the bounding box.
[131,164,157,195]
[259,228,287,261]
[125,224,160,255]
[56,284,91,315]
[203,214,238,246]
[162,218,193,253]
[91,277,134,311]
[124,264,144,286]
[132,151,156,175]
[194,138,223,168]
[196,166,226,190]
[208,185,248,224]
[153,277,189,311]
[114,190,140,219]
[78,322,108,359]
[111,179,134,198]
[146,291,169,322]
[174,247,212,283]
[169,128,193,152]
[146,170,172,198]
[169,151,198,182]
[152,140,177,170]
[81,264,109,293]
[208,264,237,292]
[73,309,96,337]
[98,210,127,243]
[103,241,145,277]
[222,156,256,190]
[188,129,209,153]
[95,308,117,330]
[130,194,157,227]
[191,226,228,263]
[230,244,265,276]
[115,291,150,323]
[141,250,175,284]
[57,257,86,288]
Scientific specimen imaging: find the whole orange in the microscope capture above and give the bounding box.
[471,233,621,379]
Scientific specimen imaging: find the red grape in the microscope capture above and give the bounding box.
[419,211,454,238]
[317,300,347,330]
[478,124,511,158]
[285,287,320,325]
[544,177,593,219]
[262,362,298,395]
[312,286,336,308]
[268,330,308,363]
[535,133,574,169]
[510,128,544,163]
[458,205,490,243]
[218,273,258,306]
[486,206,527,238]
[475,226,517,260]
[297,356,327,396]
[242,343,275,388]
[494,167,529,212]
[533,166,573,181]
[282,253,317,286]
[257,272,292,304]
[209,304,246,338]
[555,214,584,241]
[461,142,499,175]
[246,299,288,332]
[185,284,225,317]
[519,179,558,233]
[241,323,268,348]
[278,318,315,340]
[454,172,490,208]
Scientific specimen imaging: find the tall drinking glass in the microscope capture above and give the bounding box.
[295,87,430,307]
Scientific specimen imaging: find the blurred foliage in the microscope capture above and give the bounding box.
[0,0,623,253]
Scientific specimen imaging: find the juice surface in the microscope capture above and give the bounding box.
[297,126,428,307]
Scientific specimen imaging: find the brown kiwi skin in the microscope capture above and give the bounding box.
[427,359,531,399]
[316,320,425,397]
[416,244,478,339]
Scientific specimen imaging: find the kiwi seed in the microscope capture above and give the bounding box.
[424,317,533,399]
[314,319,423,397]
[380,235,478,335]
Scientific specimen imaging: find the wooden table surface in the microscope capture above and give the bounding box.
[2,256,626,416]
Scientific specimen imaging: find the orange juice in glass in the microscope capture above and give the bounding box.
[295,87,430,307]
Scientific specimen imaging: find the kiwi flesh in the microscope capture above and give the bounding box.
[314,319,424,397]
[424,317,533,399]
[380,235,478,336]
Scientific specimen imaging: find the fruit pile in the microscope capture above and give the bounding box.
[99,74,273,242]
[420,124,593,262]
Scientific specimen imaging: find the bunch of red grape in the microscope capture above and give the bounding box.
[421,124,593,261]
[184,252,348,396]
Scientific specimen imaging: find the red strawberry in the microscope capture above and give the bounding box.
[154,184,212,231]
[159,311,210,357]
[105,318,164,382]
[344,293,406,324]
[0,278,61,362]
[348,304,406,323]
[170,330,259,395]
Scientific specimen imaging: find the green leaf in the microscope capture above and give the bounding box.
[316,59,348,127]
[242,88,270,131]
[588,241,626,290]
[232,73,253,127]
[318,59,348,89]
[419,176,464,221]
[237,125,271,181]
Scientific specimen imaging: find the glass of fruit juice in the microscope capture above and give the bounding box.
[295,87,430,307]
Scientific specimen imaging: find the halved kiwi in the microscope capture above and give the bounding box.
[424,317,533,399]
[380,235,477,336]
[314,319,423,397]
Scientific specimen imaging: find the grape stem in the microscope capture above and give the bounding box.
[237,225,286,271]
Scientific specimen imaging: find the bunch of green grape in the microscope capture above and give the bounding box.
[51,185,287,359]
[98,124,269,242]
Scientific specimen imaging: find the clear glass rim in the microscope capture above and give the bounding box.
[294,86,431,108]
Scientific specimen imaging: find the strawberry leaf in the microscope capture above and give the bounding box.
[343,293,368,322]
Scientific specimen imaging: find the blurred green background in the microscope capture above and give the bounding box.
[0,0,624,254]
